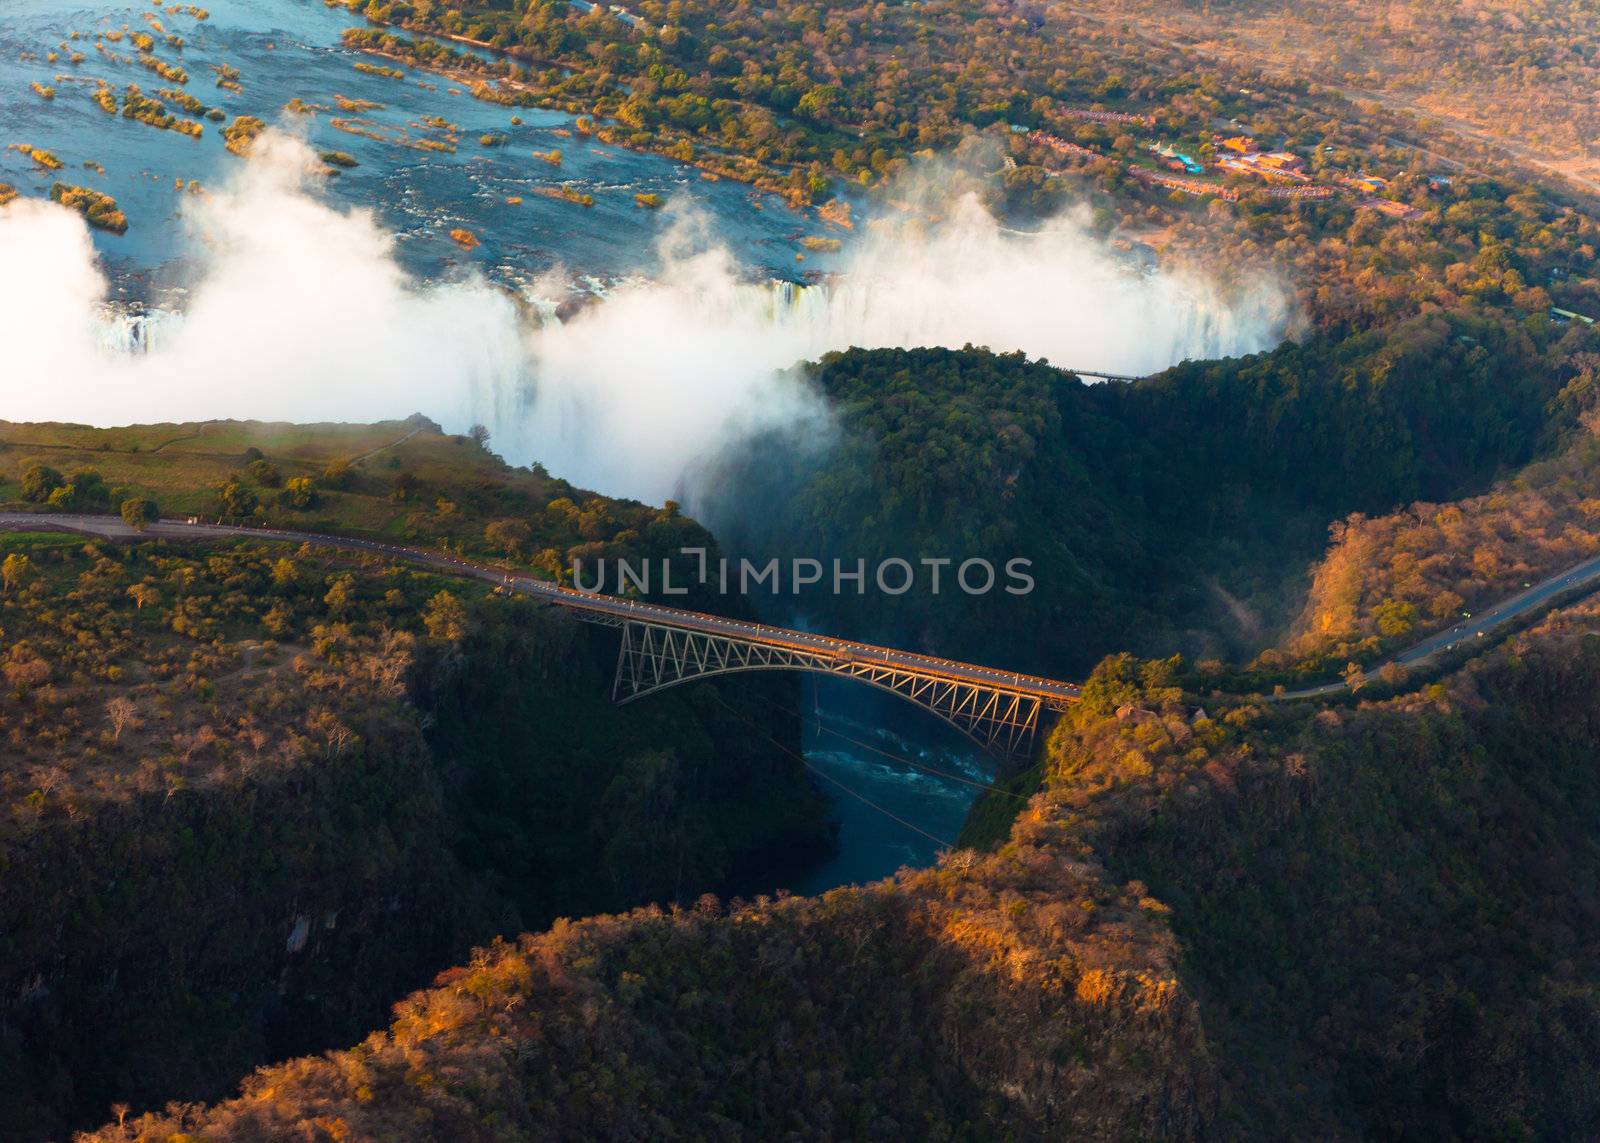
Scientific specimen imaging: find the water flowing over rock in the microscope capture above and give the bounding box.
[96,308,185,356]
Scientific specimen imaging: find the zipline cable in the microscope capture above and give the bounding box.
[759,693,1042,801]
[710,693,955,849]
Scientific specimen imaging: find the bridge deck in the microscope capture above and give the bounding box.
[2,514,1081,706]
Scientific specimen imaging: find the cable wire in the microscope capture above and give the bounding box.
[710,693,955,849]
[761,693,1042,801]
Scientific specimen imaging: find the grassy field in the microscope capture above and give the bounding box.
[0,417,513,533]
[0,417,718,598]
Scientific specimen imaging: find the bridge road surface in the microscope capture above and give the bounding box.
[1279,550,1600,699]
[0,513,1083,707]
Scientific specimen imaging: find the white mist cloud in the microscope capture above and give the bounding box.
[0,132,1291,506]
[503,196,1289,500]
[1,135,519,431]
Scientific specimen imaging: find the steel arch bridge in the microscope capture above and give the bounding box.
[596,617,1075,767]
[0,513,1083,767]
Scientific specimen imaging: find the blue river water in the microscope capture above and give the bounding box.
[790,678,996,894]
[0,0,987,890]
[0,0,843,297]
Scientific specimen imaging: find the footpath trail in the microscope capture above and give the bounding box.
[346,426,423,466]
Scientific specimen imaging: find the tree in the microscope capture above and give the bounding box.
[2,553,34,593]
[468,423,492,447]
[1378,661,1410,688]
[270,558,298,591]
[282,477,319,510]
[67,468,109,507]
[120,497,159,530]
[796,83,839,122]
[20,464,63,503]
[106,696,136,741]
[485,517,532,556]
[214,478,258,518]
[126,583,159,610]
[1079,652,1146,715]
[324,574,356,617]
[248,459,282,487]
[423,590,468,642]
[1343,661,1367,692]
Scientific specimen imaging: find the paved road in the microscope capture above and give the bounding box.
[0,513,1082,706]
[1280,551,1600,699]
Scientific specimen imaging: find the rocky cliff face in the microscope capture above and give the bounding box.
[0,550,826,1140]
[0,715,469,1140]
[74,820,1213,1141]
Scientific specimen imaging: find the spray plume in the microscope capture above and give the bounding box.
[0,133,1291,504]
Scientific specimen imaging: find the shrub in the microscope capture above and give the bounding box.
[20,464,64,503]
[281,477,320,510]
[214,478,259,518]
[120,497,159,530]
[247,459,282,487]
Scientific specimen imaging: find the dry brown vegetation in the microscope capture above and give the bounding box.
[1065,0,1600,189]
[0,517,824,1137]
[78,789,1208,1141]
[0,533,458,823]
[76,602,1600,1140]
[1284,388,1600,665]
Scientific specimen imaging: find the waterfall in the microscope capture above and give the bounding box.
[97,308,184,355]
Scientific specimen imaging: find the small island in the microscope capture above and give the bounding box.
[122,84,204,138]
[50,183,128,233]
[8,144,63,171]
[221,115,266,156]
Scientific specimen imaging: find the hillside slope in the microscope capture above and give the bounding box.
[0,423,829,1139]
[702,327,1576,677]
[80,597,1600,1139]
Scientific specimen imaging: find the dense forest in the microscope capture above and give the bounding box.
[1280,370,1600,667]
[0,449,826,1137]
[14,364,1600,1135]
[700,322,1595,677]
[333,0,1600,341]
[10,320,1596,1137]
[1056,611,1600,1137]
[77,599,1600,1140]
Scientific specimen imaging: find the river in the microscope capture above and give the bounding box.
[0,0,845,296]
[792,678,999,894]
[0,0,984,891]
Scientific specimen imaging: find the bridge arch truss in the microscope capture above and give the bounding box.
[605,618,1061,767]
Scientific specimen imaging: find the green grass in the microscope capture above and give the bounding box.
[0,417,717,602]
[0,417,564,532]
